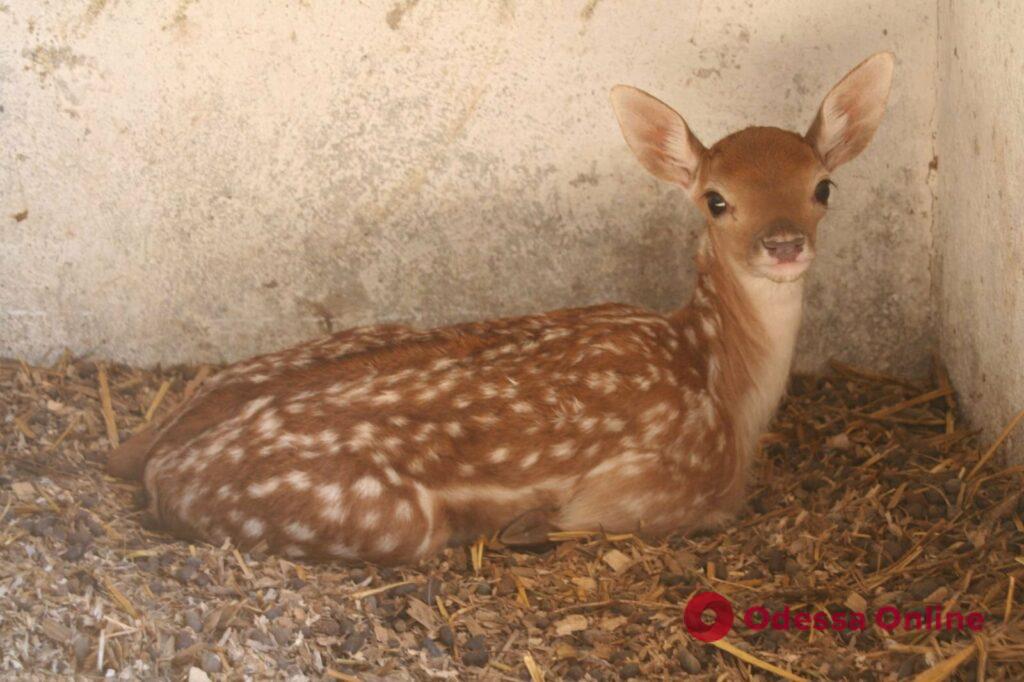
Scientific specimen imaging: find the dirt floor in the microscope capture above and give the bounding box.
[1,354,1023,680]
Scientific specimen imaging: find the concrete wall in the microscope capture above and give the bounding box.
[936,2,1024,458]
[1,1,937,372]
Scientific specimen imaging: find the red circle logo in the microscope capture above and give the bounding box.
[684,591,734,642]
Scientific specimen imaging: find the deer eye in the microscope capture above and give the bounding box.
[814,179,833,205]
[705,191,727,217]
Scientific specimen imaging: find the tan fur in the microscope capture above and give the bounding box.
[108,54,894,564]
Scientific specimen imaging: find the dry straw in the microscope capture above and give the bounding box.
[1,353,1022,678]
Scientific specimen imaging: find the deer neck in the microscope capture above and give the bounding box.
[690,236,805,465]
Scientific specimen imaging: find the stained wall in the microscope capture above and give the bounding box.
[2,1,937,374]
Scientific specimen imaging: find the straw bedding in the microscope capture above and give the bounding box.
[1,354,1022,680]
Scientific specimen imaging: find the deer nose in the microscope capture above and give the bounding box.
[761,236,805,263]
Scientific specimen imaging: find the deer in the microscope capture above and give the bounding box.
[107,53,894,565]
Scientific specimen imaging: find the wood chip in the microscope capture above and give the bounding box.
[10,481,35,502]
[553,614,588,636]
[97,364,119,447]
[602,549,632,573]
[0,355,1022,678]
[405,598,440,631]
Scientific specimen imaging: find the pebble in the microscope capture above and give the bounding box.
[677,649,701,674]
[63,544,87,561]
[264,605,284,621]
[271,624,293,646]
[200,652,222,674]
[905,501,926,518]
[245,628,272,646]
[438,625,454,647]
[910,579,943,601]
[341,630,366,654]
[619,663,641,678]
[28,515,54,537]
[474,582,492,596]
[184,610,203,633]
[73,634,91,664]
[175,565,197,583]
[175,631,196,651]
[897,656,920,678]
[883,539,905,560]
[393,583,418,596]
[421,637,444,658]
[465,635,487,651]
[462,649,489,667]
[766,548,786,574]
[70,529,93,547]
[743,566,765,580]
[801,476,826,492]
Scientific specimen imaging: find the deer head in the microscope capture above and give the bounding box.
[610,52,894,284]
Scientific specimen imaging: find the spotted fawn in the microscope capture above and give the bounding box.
[108,53,894,564]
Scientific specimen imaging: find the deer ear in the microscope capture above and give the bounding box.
[610,85,705,189]
[806,52,895,170]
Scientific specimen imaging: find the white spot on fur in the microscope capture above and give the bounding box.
[316,483,346,523]
[376,534,399,554]
[242,518,265,538]
[241,396,273,419]
[285,521,315,541]
[285,470,311,491]
[383,466,403,486]
[603,416,626,432]
[256,410,283,439]
[327,542,356,559]
[353,475,383,498]
[247,477,281,498]
[519,450,540,469]
[551,440,575,459]
[371,390,401,405]
[395,500,413,522]
[413,483,436,558]
[360,509,380,529]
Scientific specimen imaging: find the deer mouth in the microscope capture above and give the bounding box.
[765,258,813,282]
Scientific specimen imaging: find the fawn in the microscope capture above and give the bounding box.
[108,53,894,564]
